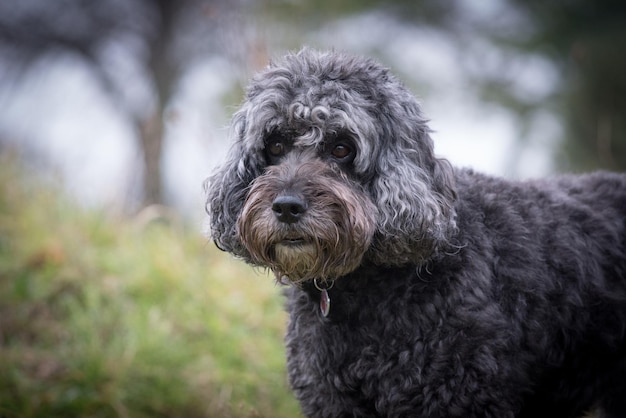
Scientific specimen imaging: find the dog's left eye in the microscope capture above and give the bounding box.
[330,143,355,162]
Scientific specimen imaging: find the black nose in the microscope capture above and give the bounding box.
[272,195,307,224]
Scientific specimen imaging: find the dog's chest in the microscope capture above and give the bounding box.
[284,275,449,395]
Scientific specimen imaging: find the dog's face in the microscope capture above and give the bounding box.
[206,49,457,284]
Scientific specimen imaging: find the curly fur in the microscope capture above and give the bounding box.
[205,48,626,418]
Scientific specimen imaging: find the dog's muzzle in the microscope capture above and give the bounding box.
[237,160,378,283]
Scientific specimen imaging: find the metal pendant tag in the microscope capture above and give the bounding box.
[320,288,331,317]
[314,278,334,318]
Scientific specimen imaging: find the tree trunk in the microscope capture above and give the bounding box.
[139,110,164,206]
[138,0,179,207]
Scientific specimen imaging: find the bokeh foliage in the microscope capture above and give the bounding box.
[0,158,301,417]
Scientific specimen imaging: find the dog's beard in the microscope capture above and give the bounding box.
[272,241,320,283]
[237,162,378,284]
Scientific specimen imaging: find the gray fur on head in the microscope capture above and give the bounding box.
[205,48,457,272]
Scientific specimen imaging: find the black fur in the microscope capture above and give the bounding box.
[285,170,626,417]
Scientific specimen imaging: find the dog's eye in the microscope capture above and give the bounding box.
[330,143,355,163]
[264,134,289,163]
[267,141,286,157]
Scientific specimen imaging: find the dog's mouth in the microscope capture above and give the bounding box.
[278,237,308,247]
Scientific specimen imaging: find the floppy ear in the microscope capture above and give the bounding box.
[368,93,457,265]
[205,111,263,259]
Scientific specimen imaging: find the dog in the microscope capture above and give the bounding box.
[205,48,626,418]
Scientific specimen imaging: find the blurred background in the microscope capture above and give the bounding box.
[0,1,624,417]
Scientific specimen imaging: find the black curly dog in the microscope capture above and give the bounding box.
[206,48,626,418]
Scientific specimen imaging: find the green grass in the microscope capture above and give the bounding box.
[0,160,302,417]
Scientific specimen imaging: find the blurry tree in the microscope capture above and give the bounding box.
[411,0,626,172]
[0,0,242,207]
[504,0,626,171]
[403,0,626,171]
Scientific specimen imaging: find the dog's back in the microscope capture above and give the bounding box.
[453,170,626,417]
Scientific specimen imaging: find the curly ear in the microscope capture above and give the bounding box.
[368,92,457,265]
[205,111,263,259]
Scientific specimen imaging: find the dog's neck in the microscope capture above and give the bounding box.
[298,262,429,322]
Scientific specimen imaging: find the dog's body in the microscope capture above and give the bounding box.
[286,169,626,418]
[206,49,626,417]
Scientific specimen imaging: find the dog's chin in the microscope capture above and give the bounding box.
[273,241,318,283]
[274,240,315,258]
[267,239,364,285]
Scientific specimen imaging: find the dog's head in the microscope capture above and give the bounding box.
[206,48,457,283]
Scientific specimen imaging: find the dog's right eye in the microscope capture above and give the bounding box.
[264,134,289,164]
[267,141,285,157]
